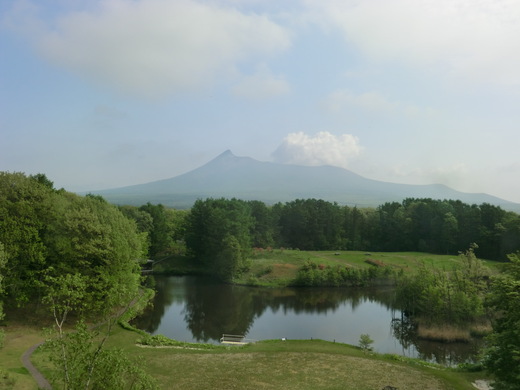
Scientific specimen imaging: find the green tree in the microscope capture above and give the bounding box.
[395,245,489,325]
[441,212,459,254]
[484,253,520,390]
[42,193,146,313]
[43,273,157,389]
[214,235,242,282]
[277,199,344,250]
[0,172,52,304]
[185,198,252,280]
[248,200,276,248]
[358,334,374,353]
[139,203,175,259]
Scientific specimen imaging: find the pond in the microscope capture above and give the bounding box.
[133,275,484,366]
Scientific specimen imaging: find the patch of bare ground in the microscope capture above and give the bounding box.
[472,379,493,390]
[270,263,299,279]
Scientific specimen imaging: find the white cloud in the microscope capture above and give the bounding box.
[272,131,362,168]
[26,0,291,97]
[232,64,290,99]
[306,0,520,86]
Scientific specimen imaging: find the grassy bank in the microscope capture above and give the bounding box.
[28,324,488,390]
[153,250,500,287]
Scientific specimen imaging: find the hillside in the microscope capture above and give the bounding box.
[92,150,520,211]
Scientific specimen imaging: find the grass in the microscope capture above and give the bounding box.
[99,326,487,389]
[153,250,501,287]
[0,325,44,390]
[232,250,500,287]
[416,320,493,343]
[1,307,492,390]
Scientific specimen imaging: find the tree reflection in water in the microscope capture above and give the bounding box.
[391,315,485,365]
[133,276,482,365]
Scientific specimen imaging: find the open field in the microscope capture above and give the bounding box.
[28,324,488,390]
[1,307,493,390]
[233,250,502,286]
[154,250,502,287]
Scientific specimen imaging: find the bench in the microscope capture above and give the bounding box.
[220,334,250,345]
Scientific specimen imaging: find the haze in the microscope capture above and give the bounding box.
[1,0,520,203]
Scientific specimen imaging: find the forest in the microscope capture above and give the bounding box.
[123,196,520,264]
[1,172,520,389]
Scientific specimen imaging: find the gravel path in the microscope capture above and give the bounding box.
[21,341,52,389]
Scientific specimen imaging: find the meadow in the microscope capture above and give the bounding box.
[20,324,488,390]
[231,250,498,286]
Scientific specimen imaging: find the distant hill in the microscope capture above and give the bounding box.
[91,150,520,212]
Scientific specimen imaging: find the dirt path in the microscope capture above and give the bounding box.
[21,341,52,390]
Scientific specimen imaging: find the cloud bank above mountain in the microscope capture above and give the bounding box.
[272,132,363,169]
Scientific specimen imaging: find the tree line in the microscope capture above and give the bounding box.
[126,197,520,264]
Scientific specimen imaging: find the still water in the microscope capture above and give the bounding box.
[133,276,483,366]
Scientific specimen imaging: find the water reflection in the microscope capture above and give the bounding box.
[391,316,485,366]
[133,276,482,365]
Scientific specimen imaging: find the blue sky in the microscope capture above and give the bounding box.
[2,0,520,203]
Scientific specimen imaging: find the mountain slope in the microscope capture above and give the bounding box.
[93,150,520,211]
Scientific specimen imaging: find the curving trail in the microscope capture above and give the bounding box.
[21,341,52,389]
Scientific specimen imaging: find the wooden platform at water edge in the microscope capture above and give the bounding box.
[220,334,255,345]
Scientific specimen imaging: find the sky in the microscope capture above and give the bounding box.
[2,0,520,204]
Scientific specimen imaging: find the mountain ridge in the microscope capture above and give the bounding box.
[91,150,520,212]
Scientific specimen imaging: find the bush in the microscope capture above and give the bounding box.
[293,261,396,287]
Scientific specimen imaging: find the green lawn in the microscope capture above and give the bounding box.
[0,325,44,390]
[101,326,486,390]
[1,319,492,390]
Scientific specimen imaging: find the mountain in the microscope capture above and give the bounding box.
[92,150,520,211]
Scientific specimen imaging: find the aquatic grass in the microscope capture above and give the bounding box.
[136,334,218,350]
[417,325,472,343]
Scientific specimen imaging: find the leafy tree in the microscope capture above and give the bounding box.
[248,200,276,248]
[484,253,520,389]
[163,207,188,255]
[29,173,55,190]
[139,203,176,258]
[0,172,52,304]
[441,212,459,254]
[214,235,243,282]
[395,245,489,325]
[46,323,158,390]
[185,198,252,280]
[43,277,157,390]
[42,193,146,314]
[277,199,344,250]
[358,334,374,353]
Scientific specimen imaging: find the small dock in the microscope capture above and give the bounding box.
[220,334,254,345]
